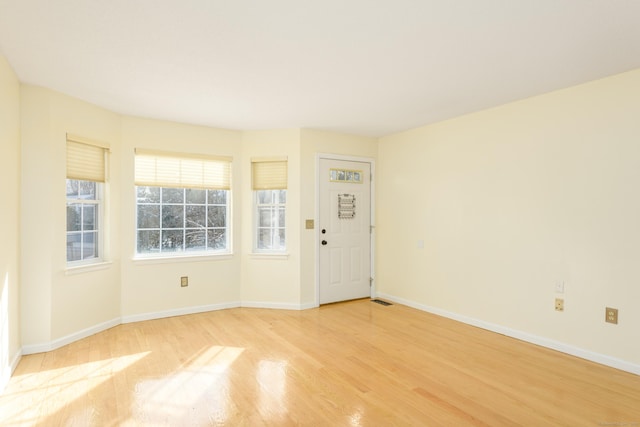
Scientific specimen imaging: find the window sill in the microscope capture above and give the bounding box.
[249,253,290,260]
[65,261,112,275]
[133,252,233,265]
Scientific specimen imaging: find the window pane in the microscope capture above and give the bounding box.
[207,229,226,250]
[257,190,272,204]
[66,180,79,199]
[79,181,96,199]
[83,232,98,259]
[277,229,286,248]
[137,230,160,253]
[254,189,285,252]
[207,206,226,228]
[208,190,227,204]
[186,188,206,204]
[138,205,160,229]
[83,205,96,230]
[185,229,206,251]
[162,230,184,252]
[137,186,160,203]
[258,228,285,250]
[162,205,184,228]
[67,204,81,231]
[186,205,206,228]
[257,229,273,250]
[67,233,82,261]
[136,185,229,256]
[67,180,102,264]
[258,207,274,227]
[162,187,183,203]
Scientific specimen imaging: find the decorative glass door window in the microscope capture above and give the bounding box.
[330,168,363,183]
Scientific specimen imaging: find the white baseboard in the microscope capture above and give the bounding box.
[22,317,121,355]
[299,301,318,310]
[19,300,312,359]
[10,349,21,376]
[121,301,241,324]
[0,349,23,394]
[376,292,640,376]
[241,301,315,310]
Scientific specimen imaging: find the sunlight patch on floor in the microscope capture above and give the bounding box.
[129,345,244,425]
[257,359,288,418]
[0,351,150,425]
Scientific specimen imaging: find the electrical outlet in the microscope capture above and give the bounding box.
[180,276,188,287]
[605,307,618,324]
[555,298,564,311]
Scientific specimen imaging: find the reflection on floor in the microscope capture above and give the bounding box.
[2,299,639,425]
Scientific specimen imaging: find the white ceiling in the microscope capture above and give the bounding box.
[1,0,639,137]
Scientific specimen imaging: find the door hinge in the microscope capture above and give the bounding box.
[370,225,375,234]
[369,277,374,286]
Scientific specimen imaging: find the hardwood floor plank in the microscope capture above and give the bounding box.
[2,299,639,426]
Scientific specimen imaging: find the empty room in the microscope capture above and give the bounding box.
[1,0,639,425]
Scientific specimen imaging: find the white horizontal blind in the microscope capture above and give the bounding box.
[66,135,109,182]
[135,149,232,190]
[252,158,288,190]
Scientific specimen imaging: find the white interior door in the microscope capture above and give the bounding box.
[319,158,371,304]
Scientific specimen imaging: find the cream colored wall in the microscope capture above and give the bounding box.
[119,117,243,318]
[299,129,378,305]
[378,69,640,366]
[240,130,302,307]
[20,86,53,346]
[0,54,21,389]
[20,85,122,345]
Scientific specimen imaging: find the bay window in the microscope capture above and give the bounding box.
[134,149,232,257]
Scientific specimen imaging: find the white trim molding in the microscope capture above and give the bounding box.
[19,300,318,360]
[22,317,121,355]
[241,301,314,310]
[376,292,640,376]
[121,301,241,324]
[0,349,22,394]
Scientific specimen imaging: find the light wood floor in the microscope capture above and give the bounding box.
[2,299,639,426]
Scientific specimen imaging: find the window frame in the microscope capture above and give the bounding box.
[251,158,288,254]
[135,186,231,258]
[133,149,233,260]
[66,179,104,266]
[254,189,287,253]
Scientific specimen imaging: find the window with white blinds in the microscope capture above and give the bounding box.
[252,158,287,252]
[65,134,109,266]
[134,149,232,257]
[135,149,231,190]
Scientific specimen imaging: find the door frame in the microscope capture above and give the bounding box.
[315,153,376,306]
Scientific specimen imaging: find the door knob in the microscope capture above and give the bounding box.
[321,240,328,245]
